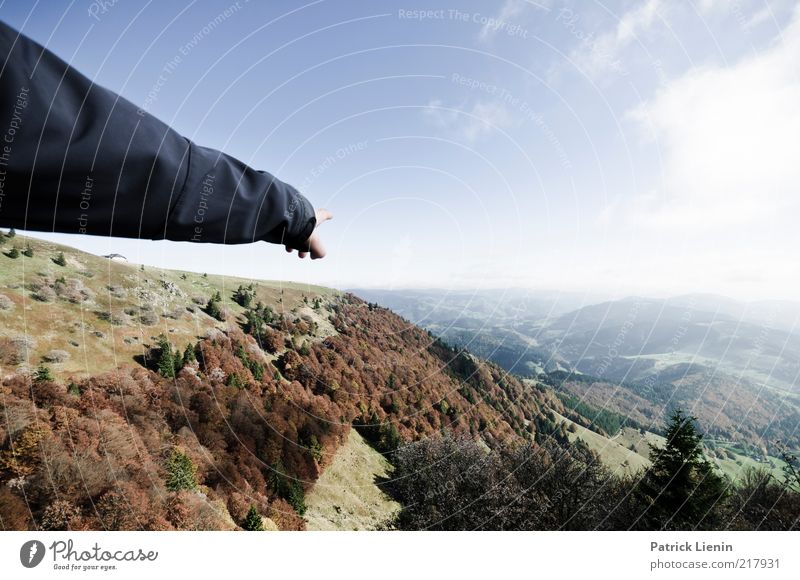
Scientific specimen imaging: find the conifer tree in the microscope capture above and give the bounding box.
[242,505,264,531]
[156,335,177,378]
[34,364,54,383]
[182,343,196,366]
[639,409,727,529]
[166,449,197,491]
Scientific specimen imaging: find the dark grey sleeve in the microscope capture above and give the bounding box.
[0,21,316,249]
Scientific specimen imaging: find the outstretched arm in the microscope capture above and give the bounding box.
[0,21,328,256]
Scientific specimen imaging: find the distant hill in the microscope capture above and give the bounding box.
[351,288,800,456]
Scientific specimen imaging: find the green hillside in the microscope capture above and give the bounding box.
[0,232,336,380]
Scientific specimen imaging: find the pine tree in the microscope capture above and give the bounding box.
[205,291,225,321]
[182,343,196,366]
[33,364,54,383]
[242,505,264,531]
[156,335,176,378]
[7,227,15,238]
[233,285,253,308]
[165,449,198,491]
[639,409,728,529]
[53,252,67,266]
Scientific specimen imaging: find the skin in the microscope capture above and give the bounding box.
[286,208,333,260]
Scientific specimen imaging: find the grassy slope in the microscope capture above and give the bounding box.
[551,411,651,475]
[0,233,337,379]
[553,410,788,483]
[304,429,400,530]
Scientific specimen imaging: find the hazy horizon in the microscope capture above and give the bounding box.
[16,229,800,306]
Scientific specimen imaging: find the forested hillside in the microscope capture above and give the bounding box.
[0,234,567,530]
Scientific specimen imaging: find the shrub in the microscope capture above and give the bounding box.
[43,350,70,363]
[22,245,33,258]
[0,294,14,311]
[107,285,127,298]
[7,246,20,259]
[32,285,57,302]
[34,364,54,383]
[140,311,159,326]
[53,252,67,266]
[54,278,94,303]
[97,310,127,325]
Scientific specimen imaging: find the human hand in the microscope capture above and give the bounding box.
[286,208,332,259]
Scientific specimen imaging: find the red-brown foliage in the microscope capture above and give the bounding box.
[0,293,562,530]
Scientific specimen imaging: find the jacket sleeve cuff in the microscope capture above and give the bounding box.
[277,188,316,250]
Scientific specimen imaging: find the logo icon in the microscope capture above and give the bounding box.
[20,540,46,568]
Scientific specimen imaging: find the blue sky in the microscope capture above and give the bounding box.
[2,0,798,300]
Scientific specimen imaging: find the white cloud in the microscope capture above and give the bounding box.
[568,0,665,77]
[478,0,529,41]
[626,7,800,228]
[424,99,514,142]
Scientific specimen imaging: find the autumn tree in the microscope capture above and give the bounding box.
[0,425,50,479]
